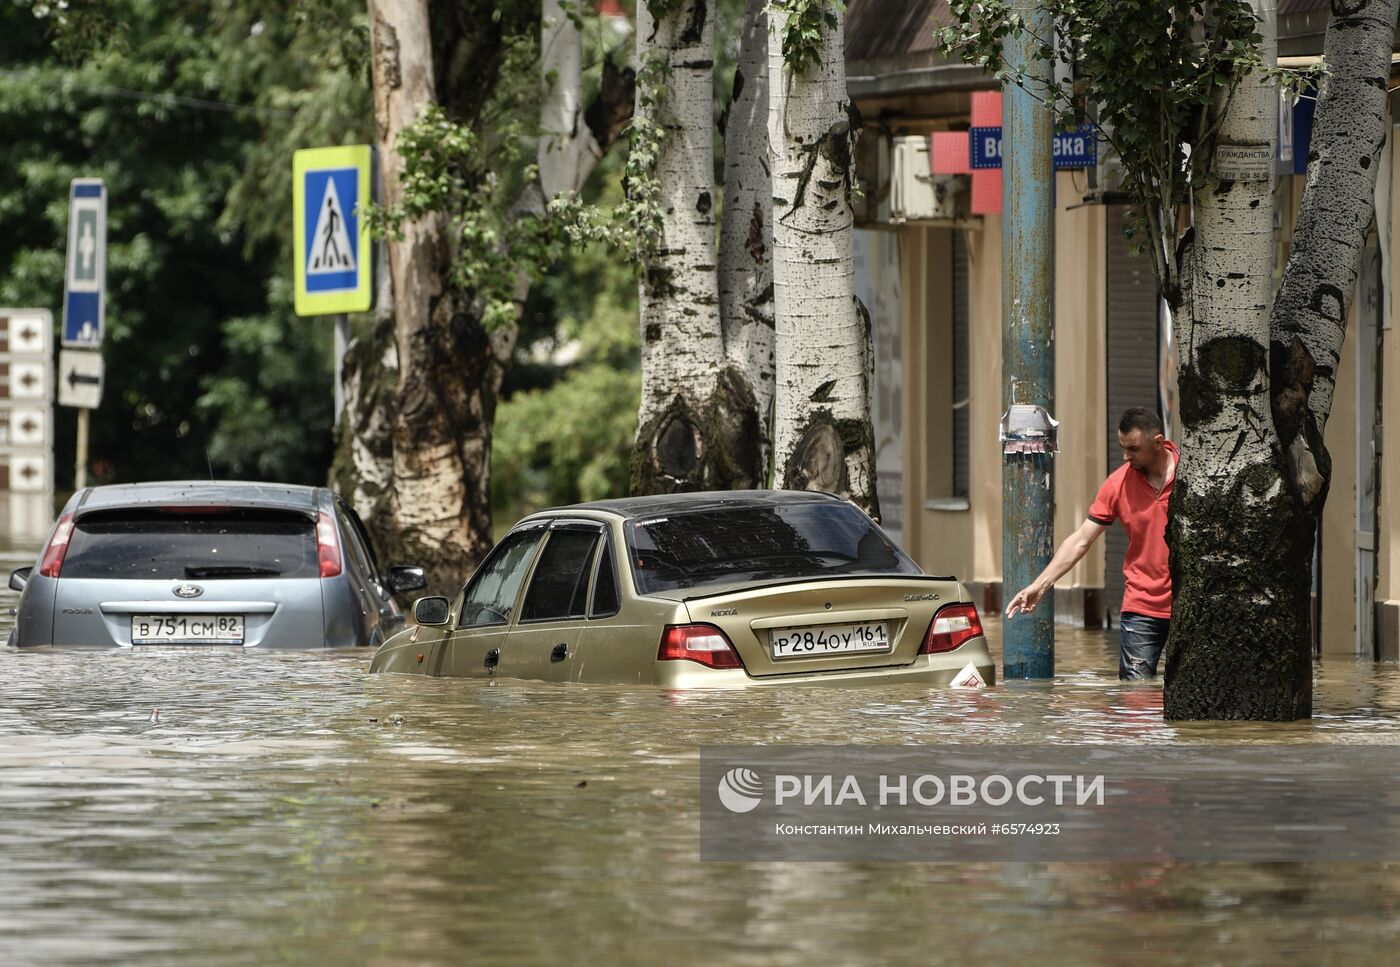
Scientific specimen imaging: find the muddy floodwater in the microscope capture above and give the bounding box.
[3,577,1400,965]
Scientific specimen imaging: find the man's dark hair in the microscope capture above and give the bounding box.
[1119,407,1164,436]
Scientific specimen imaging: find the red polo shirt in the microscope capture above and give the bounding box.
[1087,441,1177,618]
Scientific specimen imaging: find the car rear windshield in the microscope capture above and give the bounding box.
[625,501,921,595]
[62,508,320,580]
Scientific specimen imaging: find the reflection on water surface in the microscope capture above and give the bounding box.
[2,593,1399,965]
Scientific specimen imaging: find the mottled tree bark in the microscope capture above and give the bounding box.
[716,0,774,485]
[630,0,728,494]
[340,1,633,593]
[767,3,879,515]
[1165,0,1398,719]
[363,0,485,592]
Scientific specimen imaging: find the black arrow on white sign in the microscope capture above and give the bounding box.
[67,369,100,388]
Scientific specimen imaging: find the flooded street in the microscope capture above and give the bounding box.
[3,584,1400,965]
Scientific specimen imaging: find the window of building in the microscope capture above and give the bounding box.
[924,228,971,508]
[951,231,970,499]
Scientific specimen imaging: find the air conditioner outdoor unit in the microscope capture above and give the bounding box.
[890,135,961,222]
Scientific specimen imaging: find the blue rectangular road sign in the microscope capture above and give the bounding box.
[302,167,360,293]
[969,124,1098,170]
[62,180,106,348]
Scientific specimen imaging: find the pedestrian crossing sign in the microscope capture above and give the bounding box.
[293,145,372,315]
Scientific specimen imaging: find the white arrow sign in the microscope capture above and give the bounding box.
[0,407,49,447]
[58,349,104,409]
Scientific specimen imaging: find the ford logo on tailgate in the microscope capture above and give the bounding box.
[173,584,204,599]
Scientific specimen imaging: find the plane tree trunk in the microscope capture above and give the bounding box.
[767,2,879,516]
[716,0,774,485]
[1164,2,1305,718]
[337,0,633,591]
[360,0,482,591]
[629,0,731,494]
[1165,0,1399,719]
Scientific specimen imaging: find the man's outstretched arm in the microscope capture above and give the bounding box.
[1004,518,1108,618]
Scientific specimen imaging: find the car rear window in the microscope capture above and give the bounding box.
[62,508,320,580]
[625,501,920,595]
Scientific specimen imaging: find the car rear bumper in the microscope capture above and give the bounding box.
[652,639,996,688]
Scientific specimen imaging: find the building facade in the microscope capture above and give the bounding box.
[845,0,1400,659]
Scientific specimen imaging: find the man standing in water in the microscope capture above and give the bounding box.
[1004,407,1177,679]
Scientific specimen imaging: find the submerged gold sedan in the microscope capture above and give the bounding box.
[370,490,995,687]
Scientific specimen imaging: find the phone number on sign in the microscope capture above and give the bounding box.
[991,823,1061,835]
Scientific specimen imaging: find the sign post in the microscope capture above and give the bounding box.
[63,179,106,349]
[293,145,372,317]
[293,145,373,428]
[60,178,107,490]
[1001,2,1057,679]
[0,309,54,541]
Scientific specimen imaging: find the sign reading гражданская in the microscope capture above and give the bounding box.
[699,745,1400,862]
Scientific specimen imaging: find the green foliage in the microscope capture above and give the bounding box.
[203,1,372,480]
[493,365,640,516]
[368,25,573,331]
[493,186,641,520]
[0,0,369,487]
[775,0,845,76]
[550,50,669,268]
[555,0,778,265]
[935,1,1313,303]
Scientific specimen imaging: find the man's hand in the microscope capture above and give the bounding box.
[1002,520,1107,620]
[1005,583,1047,618]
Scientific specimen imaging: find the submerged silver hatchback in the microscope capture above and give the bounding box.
[7,481,426,650]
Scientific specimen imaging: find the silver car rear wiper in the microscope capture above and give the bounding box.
[184,565,284,578]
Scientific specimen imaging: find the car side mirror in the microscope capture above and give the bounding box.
[8,567,31,593]
[388,565,428,594]
[413,596,451,626]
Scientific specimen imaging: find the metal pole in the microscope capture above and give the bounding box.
[1001,2,1056,678]
[75,407,89,490]
[333,314,348,427]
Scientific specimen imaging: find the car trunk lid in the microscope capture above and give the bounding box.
[50,579,326,648]
[49,506,325,648]
[682,576,960,676]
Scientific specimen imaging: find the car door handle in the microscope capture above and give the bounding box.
[485,648,501,670]
[550,643,568,663]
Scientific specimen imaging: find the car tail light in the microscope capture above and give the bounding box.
[920,602,983,655]
[316,511,343,578]
[38,512,77,578]
[657,624,744,670]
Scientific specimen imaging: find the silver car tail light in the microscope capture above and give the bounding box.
[38,512,76,578]
[316,511,343,578]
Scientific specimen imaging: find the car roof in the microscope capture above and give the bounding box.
[528,489,846,522]
[73,481,323,518]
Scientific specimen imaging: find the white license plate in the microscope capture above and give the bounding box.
[132,614,245,645]
[770,621,890,660]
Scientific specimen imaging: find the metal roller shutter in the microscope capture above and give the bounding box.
[952,232,970,498]
[1105,206,1161,623]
